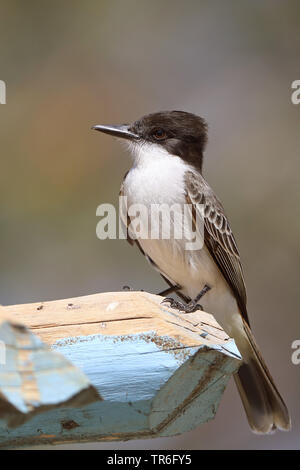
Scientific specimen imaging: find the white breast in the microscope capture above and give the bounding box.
[123,142,189,207]
[122,141,239,328]
[123,143,205,284]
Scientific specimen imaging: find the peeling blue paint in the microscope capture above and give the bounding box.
[52,332,196,401]
[0,331,241,447]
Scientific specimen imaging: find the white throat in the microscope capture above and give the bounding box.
[123,141,193,207]
[125,141,180,168]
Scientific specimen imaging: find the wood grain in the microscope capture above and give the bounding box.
[0,291,242,448]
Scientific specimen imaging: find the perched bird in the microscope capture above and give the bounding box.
[93,110,290,433]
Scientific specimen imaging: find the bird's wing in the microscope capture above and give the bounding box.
[119,172,135,247]
[185,170,249,324]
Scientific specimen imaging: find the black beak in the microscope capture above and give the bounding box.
[92,124,139,141]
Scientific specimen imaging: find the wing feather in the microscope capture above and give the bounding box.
[185,170,249,325]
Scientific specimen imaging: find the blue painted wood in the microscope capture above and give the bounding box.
[0,330,241,448]
[0,318,100,428]
[52,333,195,401]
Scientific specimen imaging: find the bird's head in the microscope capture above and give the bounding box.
[93,110,208,171]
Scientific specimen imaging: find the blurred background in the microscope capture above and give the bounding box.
[0,0,299,450]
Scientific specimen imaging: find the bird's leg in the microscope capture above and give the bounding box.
[186,285,211,312]
[158,284,181,297]
[162,284,211,313]
[159,285,187,309]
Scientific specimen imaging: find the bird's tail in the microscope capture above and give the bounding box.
[233,320,291,434]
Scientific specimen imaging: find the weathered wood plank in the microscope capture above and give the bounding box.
[0,292,242,448]
[0,309,101,429]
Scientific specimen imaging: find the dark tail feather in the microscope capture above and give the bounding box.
[234,321,291,434]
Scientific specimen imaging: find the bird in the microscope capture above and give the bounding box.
[92,110,291,434]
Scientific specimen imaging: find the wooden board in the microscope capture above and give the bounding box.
[0,291,242,448]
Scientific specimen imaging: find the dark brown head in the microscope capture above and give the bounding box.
[93,110,208,172]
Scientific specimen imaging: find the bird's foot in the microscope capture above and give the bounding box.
[161,284,211,313]
[161,297,203,313]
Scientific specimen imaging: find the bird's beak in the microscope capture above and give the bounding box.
[92,124,139,141]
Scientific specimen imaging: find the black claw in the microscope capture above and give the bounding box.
[161,297,185,310]
[161,297,175,306]
[161,297,204,313]
[184,302,204,313]
[184,303,196,313]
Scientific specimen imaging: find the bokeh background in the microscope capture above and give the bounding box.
[0,0,299,450]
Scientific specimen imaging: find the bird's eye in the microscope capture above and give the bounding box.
[152,128,167,140]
